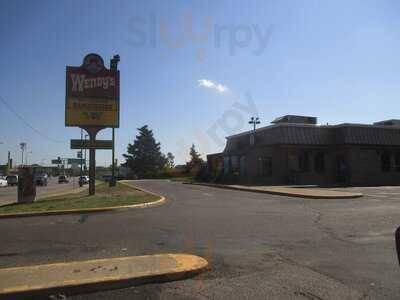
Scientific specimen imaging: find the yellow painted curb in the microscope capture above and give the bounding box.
[0,182,166,219]
[0,254,208,298]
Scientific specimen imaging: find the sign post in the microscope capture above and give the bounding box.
[65,53,120,195]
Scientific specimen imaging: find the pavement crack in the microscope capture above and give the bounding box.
[294,290,324,300]
[300,200,358,245]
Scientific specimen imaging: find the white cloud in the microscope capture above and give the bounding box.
[198,79,228,93]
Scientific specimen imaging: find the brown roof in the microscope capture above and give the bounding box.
[224,123,400,154]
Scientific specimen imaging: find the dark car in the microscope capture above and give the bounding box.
[58,175,69,184]
[35,175,48,186]
[6,175,18,186]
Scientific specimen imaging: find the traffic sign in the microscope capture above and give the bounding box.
[70,139,113,150]
[67,158,86,165]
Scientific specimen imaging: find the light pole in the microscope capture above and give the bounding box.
[0,142,3,164]
[248,117,260,131]
[248,117,260,146]
[26,151,32,165]
[20,142,26,167]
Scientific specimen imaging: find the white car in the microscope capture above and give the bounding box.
[0,177,8,187]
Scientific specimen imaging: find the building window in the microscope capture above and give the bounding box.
[249,134,255,146]
[223,157,230,174]
[240,156,246,176]
[258,156,272,177]
[298,152,310,172]
[381,152,391,172]
[231,156,239,173]
[314,152,325,173]
[396,153,400,172]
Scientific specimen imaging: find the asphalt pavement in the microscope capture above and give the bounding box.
[0,180,399,299]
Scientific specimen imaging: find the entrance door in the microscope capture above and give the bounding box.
[336,154,348,184]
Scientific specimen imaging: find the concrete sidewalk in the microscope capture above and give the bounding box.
[0,254,208,299]
[192,183,363,199]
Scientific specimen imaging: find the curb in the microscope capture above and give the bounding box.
[0,254,208,299]
[0,182,166,219]
[190,182,363,199]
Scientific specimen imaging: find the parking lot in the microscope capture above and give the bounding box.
[331,185,400,200]
[0,176,84,206]
[1,180,400,299]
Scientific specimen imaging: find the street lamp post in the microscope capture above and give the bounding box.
[26,151,32,165]
[248,117,260,146]
[20,142,26,167]
[248,117,260,131]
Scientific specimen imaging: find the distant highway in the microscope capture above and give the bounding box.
[0,176,84,206]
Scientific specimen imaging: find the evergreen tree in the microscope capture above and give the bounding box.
[123,125,167,178]
[166,152,175,169]
[186,144,204,174]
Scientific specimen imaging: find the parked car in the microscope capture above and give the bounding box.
[0,177,8,187]
[35,174,48,186]
[6,175,18,186]
[79,175,89,185]
[58,175,69,183]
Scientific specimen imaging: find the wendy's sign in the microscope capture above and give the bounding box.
[65,53,120,128]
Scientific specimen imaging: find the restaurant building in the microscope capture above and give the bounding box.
[207,115,400,186]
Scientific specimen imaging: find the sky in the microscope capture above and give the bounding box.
[0,0,400,166]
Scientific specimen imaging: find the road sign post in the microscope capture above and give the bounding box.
[65,53,120,195]
[83,127,103,195]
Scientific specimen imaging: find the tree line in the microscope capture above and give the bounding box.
[123,125,205,179]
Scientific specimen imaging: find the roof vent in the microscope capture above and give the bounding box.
[271,115,317,125]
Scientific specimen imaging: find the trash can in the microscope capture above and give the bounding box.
[18,167,36,203]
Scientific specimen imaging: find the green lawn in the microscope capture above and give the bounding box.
[0,182,159,215]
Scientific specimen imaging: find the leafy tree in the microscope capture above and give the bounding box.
[123,125,167,178]
[166,152,175,169]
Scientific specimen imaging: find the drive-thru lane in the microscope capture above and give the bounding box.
[0,180,399,299]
